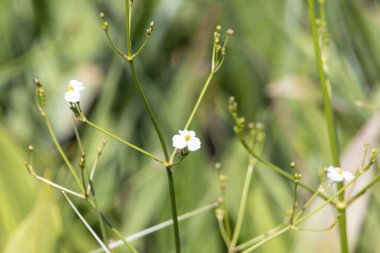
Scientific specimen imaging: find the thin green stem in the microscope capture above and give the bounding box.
[308,0,340,167]
[230,162,255,248]
[294,174,358,225]
[84,119,164,164]
[62,192,110,253]
[72,117,84,153]
[128,61,170,162]
[125,0,133,56]
[307,1,347,252]
[109,227,138,253]
[105,31,128,60]
[43,116,84,192]
[217,217,231,248]
[34,174,85,199]
[93,197,109,247]
[239,138,331,204]
[236,223,287,251]
[241,226,290,253]
[86,199,138,253]
[348,172,380,205]
[132,36,151,58]
[170,72,215,162]
[91,202,219,252]
[166,167,181,253]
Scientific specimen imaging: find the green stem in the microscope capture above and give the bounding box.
[307,1,347,252]
[128,61,170,162]
[240,139,331,204]
[241,226,290,253]
[123,2,179,251]
[91,202,219,253]
[217,216,231,248]
[170,72,215,162]
[236,224,287,251]
[34,174,85,199]
[87,200,138,253]
[230,162,255,247]
[43,117,84,192]
[347,171,380,205]
[166,167,181,253]
[62,192,111,253]
[125,0,132,56]
[84,119,164,164]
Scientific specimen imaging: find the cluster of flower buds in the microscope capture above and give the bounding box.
[212,25,234,72]
[228,96,245,135]
[99,12,109,32]
[33,78,46,116]
[146,21,155,37]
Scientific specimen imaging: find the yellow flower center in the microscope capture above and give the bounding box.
[337,168,343,175]
[67,85,74,91]
[184,135,191,141]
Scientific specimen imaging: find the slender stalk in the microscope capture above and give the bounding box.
[128,61,170,161]
[62,192,110,253]
[86,199,138,253]
[347,172,380,205]
[87,183,109,249]
[166,167,181,253]
[307,1,347,252]
[84,119,164,164]
[34,174,85,199]
[170,72,215,162]
[125,0,132,56]
[91,202,219,253]
[217,216,231,248]
[123,1,180,251]
[241,226,290,253]
[240,138,331,204]
[43,117,84,192]
[230,162,255,248]
[128,59,181,252]
[236,224,287,251]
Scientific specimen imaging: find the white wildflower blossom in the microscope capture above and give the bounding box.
[64,80,85,103]
[172,130,201,151]
[326,166,354,182]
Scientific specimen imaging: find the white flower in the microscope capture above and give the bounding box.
[64,80,85,103]
[172,130,201,151]
[326,166,354,182]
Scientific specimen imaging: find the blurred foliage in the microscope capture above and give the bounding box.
[1,0,380,252]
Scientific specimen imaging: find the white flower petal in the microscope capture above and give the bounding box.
[179,130,188,136]
[327,166,338,173]
[187,136,201,151]
[342,171,354,182]
[65,90,81,103]
[327,171,344,182]
[172,134,187,149]
[188,130,196,137]
[69,80,84,91]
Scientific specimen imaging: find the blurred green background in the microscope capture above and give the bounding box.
[1,0,380,252]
